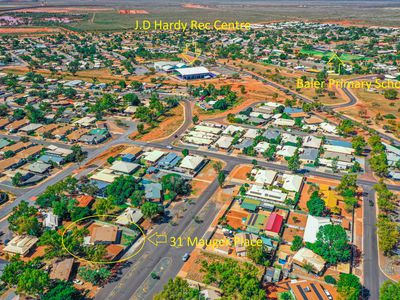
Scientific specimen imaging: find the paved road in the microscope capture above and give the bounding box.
[95,163,234,300]
[361,186,388,300]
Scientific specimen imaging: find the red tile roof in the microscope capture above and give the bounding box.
[76,195,94,207]
[265,213,284,233]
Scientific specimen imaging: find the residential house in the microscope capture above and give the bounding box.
[292,247,326,275]
[90,225,120,245]
[50,258,74,281]
[44,211,59,229]
[179,155,205,173]
[116,207,143,226]
[110,161,140,175]
[3,235,39,256]
[265,212,284,237]
[303,215,331,243]
[144,182,162,201]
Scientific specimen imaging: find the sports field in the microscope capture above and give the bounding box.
[300,49,369,61]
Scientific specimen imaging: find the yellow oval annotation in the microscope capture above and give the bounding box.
[61,214,146,264]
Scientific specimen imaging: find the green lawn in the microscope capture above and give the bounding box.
[300,49,369,61]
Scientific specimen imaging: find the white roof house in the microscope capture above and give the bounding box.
[184,136,214,145]
[246,185,287,203]
[273,119,295,127]
[110,161,140,174]
[276,145,297,157]
[303,135,322,148]
[244,128,259,139]
[19,123,43,132]
[293,247,326,274]
[91,168,118,183]
[319,122,338,134]
[74,116,96,127]
[303,215,331,243]
[44,211,59,229]
[323,145,354,155]
[116,207,143,225]
[180,155,204,170]
[143,150,165,163]
[222,125,243,136]
[215,136,234,149]
[254,141,270,153]
[3,235,39,256]
[282,133,298,144]
[254,169,277,185]
[282,174,304,192]
[46,145,73,157]
[194,125,222,135]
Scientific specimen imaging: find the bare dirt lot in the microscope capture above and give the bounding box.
[0,27,64,34]
[138,104,184,142]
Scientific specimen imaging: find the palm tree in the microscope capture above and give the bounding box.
[303,262,314,274]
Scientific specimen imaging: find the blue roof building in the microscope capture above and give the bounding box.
[326,139,352,148]
[284,107,303,114]
[121,153,135,162]
[144,182,162,200]
[157,152,181,169]
[38,154,64,165]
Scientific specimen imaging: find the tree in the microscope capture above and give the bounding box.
[351,136,366,155]
[154,278,201,300]
[43,280,83,300]
[324,275,337,285]
[246,244,269,265]
[338,119,354,136]
[8,201,41,236]
[217,171,226,187]
[291,236,303,252]
[137,123,145,134]
[212,161,223,173]
[68,60,80,75]
[78,267,110,285]
[307,224,351,264]
[123,93,140,106]
[306,191,325,216]
[280,292,292,300]
[370,153,389,177]
[17,268,50,296]
[107,156,115,165]
[384,89,398,100]
[12,172,23,186]
[38,229,66,258]
[201,259,265,299]
[337,175,357,194]
[337,274,361,300]
[192,115,199,124]
[287,149,301,172]
[303,262,314,274]
[161,174,191,196]
[380,280,400,300]
[106,175,139,205]
[376,215,400,255]
[13,108,26,120]
[141,202,163,219]
[368,135,385,153]
[66,145,85,163]
[94,197,114,215]
[182,149,189,157]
